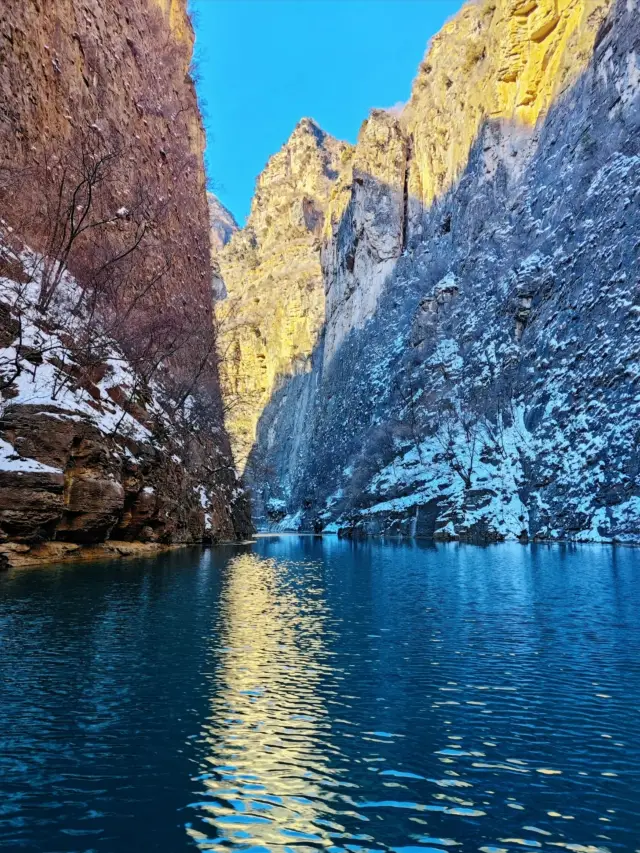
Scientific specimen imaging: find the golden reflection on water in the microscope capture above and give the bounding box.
[183,544,638,853]
[187,553,345,851]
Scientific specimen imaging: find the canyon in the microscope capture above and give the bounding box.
[217,0,640,543]
[0,0,251,563]
[1,0,638,555]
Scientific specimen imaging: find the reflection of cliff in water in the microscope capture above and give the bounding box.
[186,551,347,851]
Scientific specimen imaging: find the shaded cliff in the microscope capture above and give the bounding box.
[320,0,613,359]
[238,0,640,543]
[0,0,251,551]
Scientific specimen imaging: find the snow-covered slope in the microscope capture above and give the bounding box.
[0,238,250,546]
[244,0,640,544]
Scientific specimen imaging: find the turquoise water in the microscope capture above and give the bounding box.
[0,537,639,852]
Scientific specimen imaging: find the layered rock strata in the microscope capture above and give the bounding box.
[0,0,251,549]
[0,250,250,551]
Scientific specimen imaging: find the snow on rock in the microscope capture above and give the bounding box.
[0,437,62,474]
[0,240,248,545]
[249,0,640,545]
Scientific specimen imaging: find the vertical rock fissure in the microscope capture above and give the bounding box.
[401,134,412,252]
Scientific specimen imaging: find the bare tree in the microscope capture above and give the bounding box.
[429,399,482,490]
[0,126,228,448]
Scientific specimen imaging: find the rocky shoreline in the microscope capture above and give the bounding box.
[0,540,185,570]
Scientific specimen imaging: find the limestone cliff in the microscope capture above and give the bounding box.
[403,0,613,207]
[209,193,238,254]
[322,111,408,360]
[321,0,613,360]
[216,119,350,470]
[0,0,251,550]
[237,0,640,543]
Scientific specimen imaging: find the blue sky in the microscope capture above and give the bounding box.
[189,0,462,224]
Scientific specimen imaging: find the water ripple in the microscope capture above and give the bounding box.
[0,540,639,852]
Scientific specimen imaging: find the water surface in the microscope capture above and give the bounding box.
[1,537,639,852]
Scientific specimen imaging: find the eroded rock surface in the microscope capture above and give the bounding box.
[216,118,350,469]
[0,277,250,546]
[0,0,251,548]
[238,0,640,544]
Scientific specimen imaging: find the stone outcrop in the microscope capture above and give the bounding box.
[209,193,238,299]
[231,0,640,543]
[209,193,238,253]
[215,118,350,470]
[0,258,251,547]
[0,406,245,546]
[0,540,184,570]
[0,0,252,549]
[322,111,408,361]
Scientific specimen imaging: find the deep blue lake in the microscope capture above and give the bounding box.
[0,537,639,853]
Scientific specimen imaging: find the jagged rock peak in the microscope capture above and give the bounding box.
[260,117,346,183]
[292,116,326,140]
[208,192,238,252]
[214,120,350,471]
[402,0,613,206]
[241,119,350,255]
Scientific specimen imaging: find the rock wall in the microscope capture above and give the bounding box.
[321,0,613,362]
[322,111,408,361]
[0,0,208,260]
[215,119,349,470]
[0,0,252,547]
[0,247,251,549]
[242,0,640,543]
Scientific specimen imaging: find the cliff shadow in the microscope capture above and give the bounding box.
[244,0,639,534]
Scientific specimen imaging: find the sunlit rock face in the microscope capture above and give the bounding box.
[246,0,640,543]
[216,119,350,470]
[322,111,409,362]
[403,0,613,210]
[321,0,614,362]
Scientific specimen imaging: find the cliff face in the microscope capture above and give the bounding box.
[403,0,613,207]
[209,193,238,254]
[320,0,613,361]
[239,0,640,543]
[322,111,408,361]
[215,119,349,471]
[0,0,252,550]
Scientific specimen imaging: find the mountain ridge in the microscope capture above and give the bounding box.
[220,0,640,544]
